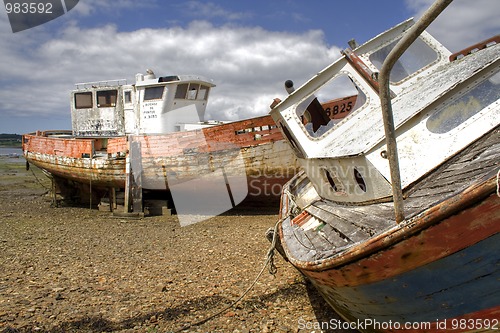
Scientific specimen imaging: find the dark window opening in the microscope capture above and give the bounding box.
[175,83,210,101]
[144,86,164,100]
[198,85,209,100]
[279,122,304,158]
[175,84,188,99]
[187,84,199,100]
[298,74,366,137]
[324,169,338,192]
[158,75,179,83]
[354,168,367,192]
[74,92,93,109]
[124,91,132,103]
[303,97,330,132]
[97,90,117,107]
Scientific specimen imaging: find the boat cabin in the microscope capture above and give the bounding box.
[271,19,500,204]
[71,71,215,136]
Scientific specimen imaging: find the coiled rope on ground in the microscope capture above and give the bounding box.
[169,220,281,333]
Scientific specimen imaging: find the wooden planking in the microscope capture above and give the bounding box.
[314,200,394,232]
[284,127,499,263]
[25,135,93,158]
[282,220,317,262]
[407,128,499,203]
[295,214,355,254]
[306,205,369,242]
[137,116,282,158]
[318,223,351,248]
[107,137,127,154]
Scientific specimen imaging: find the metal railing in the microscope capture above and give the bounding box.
[378,0,453,223]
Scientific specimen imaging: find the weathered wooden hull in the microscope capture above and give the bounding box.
[300,192,498,332]
[23,115,299,202]
[278,177,499,332]
[276,128,500,332]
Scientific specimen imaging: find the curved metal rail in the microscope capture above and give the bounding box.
[378,0,453,223]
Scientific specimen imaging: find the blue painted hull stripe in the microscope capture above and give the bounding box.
[317,233,499,323]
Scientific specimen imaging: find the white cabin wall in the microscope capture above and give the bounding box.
[137,85,167,134]
[137,83,210,134]
[123,86,137,134]
[71,87,125,137]
[164,99,208,131]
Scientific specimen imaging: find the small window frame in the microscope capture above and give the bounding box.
[97,90,118,108]
[144,86,165,101]
[74,92,93,109]
[124,90,132,104]
[175,83,211,101]
[296,72,368,139]
[369,36,439,84]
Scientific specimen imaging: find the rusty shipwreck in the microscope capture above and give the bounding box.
[268,0,499,331]
[23,71,299,218]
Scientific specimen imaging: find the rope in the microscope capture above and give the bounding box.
[497,168,500,198]
[29,165,50,191]
[169,220,281,333]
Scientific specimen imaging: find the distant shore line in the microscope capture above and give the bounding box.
[0,144,22,148]
[0,134,22,148]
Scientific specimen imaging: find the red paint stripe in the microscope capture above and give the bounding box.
[24,115,284,159]
[291,211,311,227]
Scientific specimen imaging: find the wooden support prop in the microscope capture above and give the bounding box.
[121,136,143,217]
[129,138,143,214]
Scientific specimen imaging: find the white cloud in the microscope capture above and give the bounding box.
[2,0,496,134]
[182,1,252,21]
[406,0,499,51]
[0,17,340,129]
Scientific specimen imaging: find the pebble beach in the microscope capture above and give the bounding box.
[0,157,355,333]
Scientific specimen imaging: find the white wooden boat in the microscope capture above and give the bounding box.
[269,0,500,330]
[23,71,299,217]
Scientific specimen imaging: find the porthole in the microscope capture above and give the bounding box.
[354,168,367,192]
[324,169,338,192]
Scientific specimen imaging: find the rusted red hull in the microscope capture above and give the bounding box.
[279,176,500,332]
[23,115,298,202]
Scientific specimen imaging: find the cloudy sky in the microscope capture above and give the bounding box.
[0,0,498,134]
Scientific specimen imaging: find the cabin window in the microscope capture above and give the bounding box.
[175,84,188,99]
[427,70,500,134]
[74,92,93,109]
[369,37,438,83]
[144,86,164,100]
[97,90,117,107]
[297,73,366,137]
[124,91,132,103]
[187,84,199,100]
[198,85,209,100]
[175,83,210,100]
[324,169,339,192]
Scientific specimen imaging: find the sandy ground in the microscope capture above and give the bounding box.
[0,157,356,333]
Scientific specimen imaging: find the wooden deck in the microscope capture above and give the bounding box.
[282,126,499,263]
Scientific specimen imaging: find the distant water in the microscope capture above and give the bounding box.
[0,147,24,163]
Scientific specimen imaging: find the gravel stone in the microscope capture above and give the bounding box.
[0,159,356,332]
